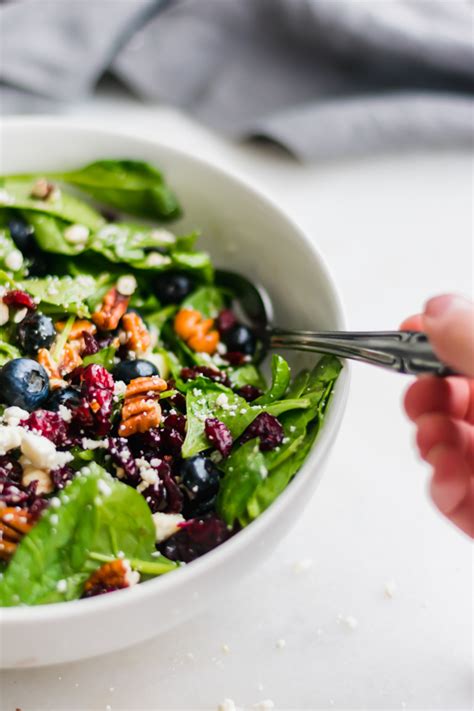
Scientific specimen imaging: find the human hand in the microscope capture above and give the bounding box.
[401,295,474,537]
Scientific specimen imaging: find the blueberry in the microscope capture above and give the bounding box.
[8,218,35,253]
[180,455,220,503]
[154,272,195,305]
[221,324,256,356]
[17,312,56,355]
[0,358,49,411]
[112,359,158,384]
[46,387,81,411]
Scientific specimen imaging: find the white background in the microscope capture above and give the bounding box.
[1,100,472,711]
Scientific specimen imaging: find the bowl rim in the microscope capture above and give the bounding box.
[0,117,349,625]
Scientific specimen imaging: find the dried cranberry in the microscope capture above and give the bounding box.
[158,516,231,563]
[215,309,237,334]
[163,413,186,435]
[161,468,183,513]
[240,412,284,451]
[160,427,184,456]
[72,364,115,436]
[142,460,183,514]
[82,331,100,356]
[22,409,69,446]
[130,427,162,459]
[29,496,49,520]
[51,465,75,491]
[223,352,247,366]
[204,417,233,457]
[96,331,116,350]
[236,384,263,402]
[168,391,186,412]
[81,364,114,392]
[108,437,139,485]
[180,366,230,387]
[0,455,22,484]
[0,481,30,506]
[142,477,168,513]
[3,289,36,311]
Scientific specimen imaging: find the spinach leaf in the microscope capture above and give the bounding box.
[0,463,176,606]
[52,159,181,221]
[19,275,102,317]
[0,229,26,276]
[146,304,178,333]
[0,339,21,366]
[24,212,86,255]
[216,356,342,526]
[226,363,266,390]
[0,178,104,231]
[284,369,310,399]
[182,380,311,458]
[254,355,290,405]
[88,223,189,264]
[243,424,320,525]
[82,346,117,371]
[216,439,266,527]
[182,286,224,319]
[87,222,211,280]
[169,249,213,283]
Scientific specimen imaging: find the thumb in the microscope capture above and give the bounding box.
[422,294,474,377]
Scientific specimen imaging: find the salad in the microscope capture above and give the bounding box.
[0,160,341,606]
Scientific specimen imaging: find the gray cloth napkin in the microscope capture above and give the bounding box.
[1,0,473,160]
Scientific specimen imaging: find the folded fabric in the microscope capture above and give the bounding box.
[1,0,473,160]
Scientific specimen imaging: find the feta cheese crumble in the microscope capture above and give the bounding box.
[152,512,185,543]
[5,250,23,272]
[117,274,137,296]
[64,223,89,245]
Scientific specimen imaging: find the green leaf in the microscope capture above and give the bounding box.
[53,159,181,221]
[182,286,224,319]
[243,424,320,525]
[254,355,290,405]
[216,439,267,527]
[13,274,105,317]
[182,380,311,459]
[0,464,176,607]
[51,314,75,362]
[24,212,86,255]
[0,178,104,230]
[216,356,343,527]
[0,228,27,277]
[0,339,21,366]
[226,363,266,390]
[82,346,117,371]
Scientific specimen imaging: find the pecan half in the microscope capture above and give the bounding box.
[125,375,167,399]
[56,319,96,339]
[37,348,66,389]
[84,559,139,594]
[59,342,83,376]
[118,375,166,437]
[92,288,129,331]
[122,312,151,353]
[0,508,34,561]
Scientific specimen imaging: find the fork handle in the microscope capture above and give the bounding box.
[269,329,457,376]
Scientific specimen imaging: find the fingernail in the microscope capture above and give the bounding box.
[424,294,471,320]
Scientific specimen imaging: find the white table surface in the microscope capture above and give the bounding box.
[1,99,472,711]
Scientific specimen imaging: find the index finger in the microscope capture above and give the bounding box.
[400,314,423,331]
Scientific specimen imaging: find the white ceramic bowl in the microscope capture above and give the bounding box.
[0,118,349,668]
